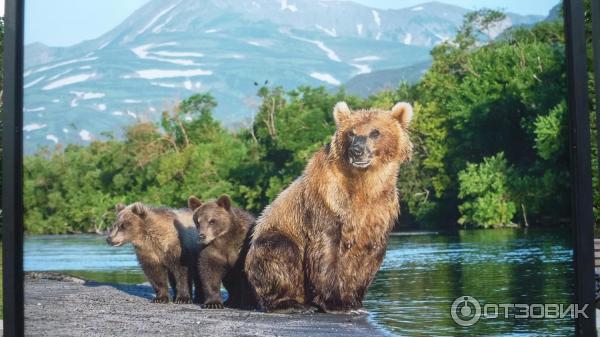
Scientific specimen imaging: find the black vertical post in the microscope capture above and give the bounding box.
[592,0,600,177]
[2,0,24,335]
[564,0,596,335]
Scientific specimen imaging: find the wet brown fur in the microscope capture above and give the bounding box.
[245,102,413,313]
[188,195,257,309]
[107,202,201,304]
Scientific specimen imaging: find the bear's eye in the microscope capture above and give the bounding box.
[370,129,380,139]
[208,219,216,225]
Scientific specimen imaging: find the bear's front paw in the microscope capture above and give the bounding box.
[151,296,169,304]
[174,296,192,304]
[201,302,224,309]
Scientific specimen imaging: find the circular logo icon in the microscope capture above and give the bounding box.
[451,296,481,326]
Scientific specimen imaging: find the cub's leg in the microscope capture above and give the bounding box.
[198,248,228,309]
[140,261,169,303]
[246,231,313,313]
[170,264,192,304]
[222,267,254,309]
[167,271,177,299]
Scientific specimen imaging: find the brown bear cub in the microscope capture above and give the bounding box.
[107,202,201,304]
[188,195,257,309]
[245,101,413,314]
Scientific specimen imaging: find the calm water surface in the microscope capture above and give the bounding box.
[24,229,575,336]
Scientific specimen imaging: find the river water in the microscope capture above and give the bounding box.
[24,228,575,336]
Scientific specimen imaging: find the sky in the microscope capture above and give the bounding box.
[24,0,559,47]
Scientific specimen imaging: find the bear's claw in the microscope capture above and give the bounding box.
[151,296,169,304]
[174,296,192,304]
[202,302,224,309]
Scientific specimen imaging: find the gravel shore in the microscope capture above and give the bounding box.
[24,272,389,337]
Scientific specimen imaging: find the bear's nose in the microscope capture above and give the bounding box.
[349,144,364,157]
[349,136,367,157]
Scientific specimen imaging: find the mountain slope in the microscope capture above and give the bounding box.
[23,0,544,153]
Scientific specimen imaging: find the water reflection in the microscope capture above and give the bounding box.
[24,229,575,336]
[364,229,574,336]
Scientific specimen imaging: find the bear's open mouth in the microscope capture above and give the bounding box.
[349,157,372,168]
[108,240,124,247]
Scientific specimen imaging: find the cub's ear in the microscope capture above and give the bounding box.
[333,101,351,126]
[390,102,413,128]
[115,203,126,213]
[216,194,231,211]
[131,202,147,218]
[188,196,203,211]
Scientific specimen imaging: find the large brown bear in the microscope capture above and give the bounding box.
[107,202,201,304]
[245,101,413,313]
[188,195,257,309]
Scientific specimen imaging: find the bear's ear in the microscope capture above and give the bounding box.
[131,202,147,218]
[188,196,203,211]
[115,203,126,213]
[390,102,413,128]
[216,194,231,211]
[333,101,351,126]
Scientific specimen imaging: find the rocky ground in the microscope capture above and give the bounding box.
[24,272,389,337]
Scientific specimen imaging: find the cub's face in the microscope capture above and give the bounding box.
[106,203,146,247]
[188,195,233,245]
[332,102,413,169]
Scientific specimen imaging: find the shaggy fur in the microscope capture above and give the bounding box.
[107,202,201,304]
[188,195,257,309]
[245,102,413,313]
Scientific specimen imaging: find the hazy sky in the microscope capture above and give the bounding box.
[24,0,559,47]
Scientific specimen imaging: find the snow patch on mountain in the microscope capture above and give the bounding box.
[153,51,204,57]
[46,134,59,144]
[71,91,105,100]
[124,99,142,103]
[24,76,45,89]
[135,69,213,79]
[280,0,298,12]
[33,57,97,74]
[24,106,46,112]
[403,33,413,45]
[204,29,218,33]
[138,3,177,35]
[62,128,69,133]
[350,63,371,75]
[353,55,381,62]
[79,130,93,141]
[287,32,340,62]
[316,25,337,37]
[310,72,340,85]
[412,6,424,11]
[24,123,47,132]
[356,24,363,35]
[43,73,97,90]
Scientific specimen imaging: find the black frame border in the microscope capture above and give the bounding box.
[564,0,597,335]
[2,0,24,336]
[1,0,597,336]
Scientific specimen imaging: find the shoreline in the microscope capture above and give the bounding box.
[24,272,389,337]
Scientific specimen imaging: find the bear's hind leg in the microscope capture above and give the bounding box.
[246,231,314,313]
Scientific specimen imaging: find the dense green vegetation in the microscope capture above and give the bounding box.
[20,8,600,233]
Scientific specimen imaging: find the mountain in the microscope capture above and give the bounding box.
[345,60,432,97]
[23,0,544,153]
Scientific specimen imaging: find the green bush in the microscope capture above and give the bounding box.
[457,153,517,228]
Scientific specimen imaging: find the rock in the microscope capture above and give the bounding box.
[24,272,386,337]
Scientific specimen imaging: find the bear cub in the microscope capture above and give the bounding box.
[107,202,200,304]
[188,195,257,309]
